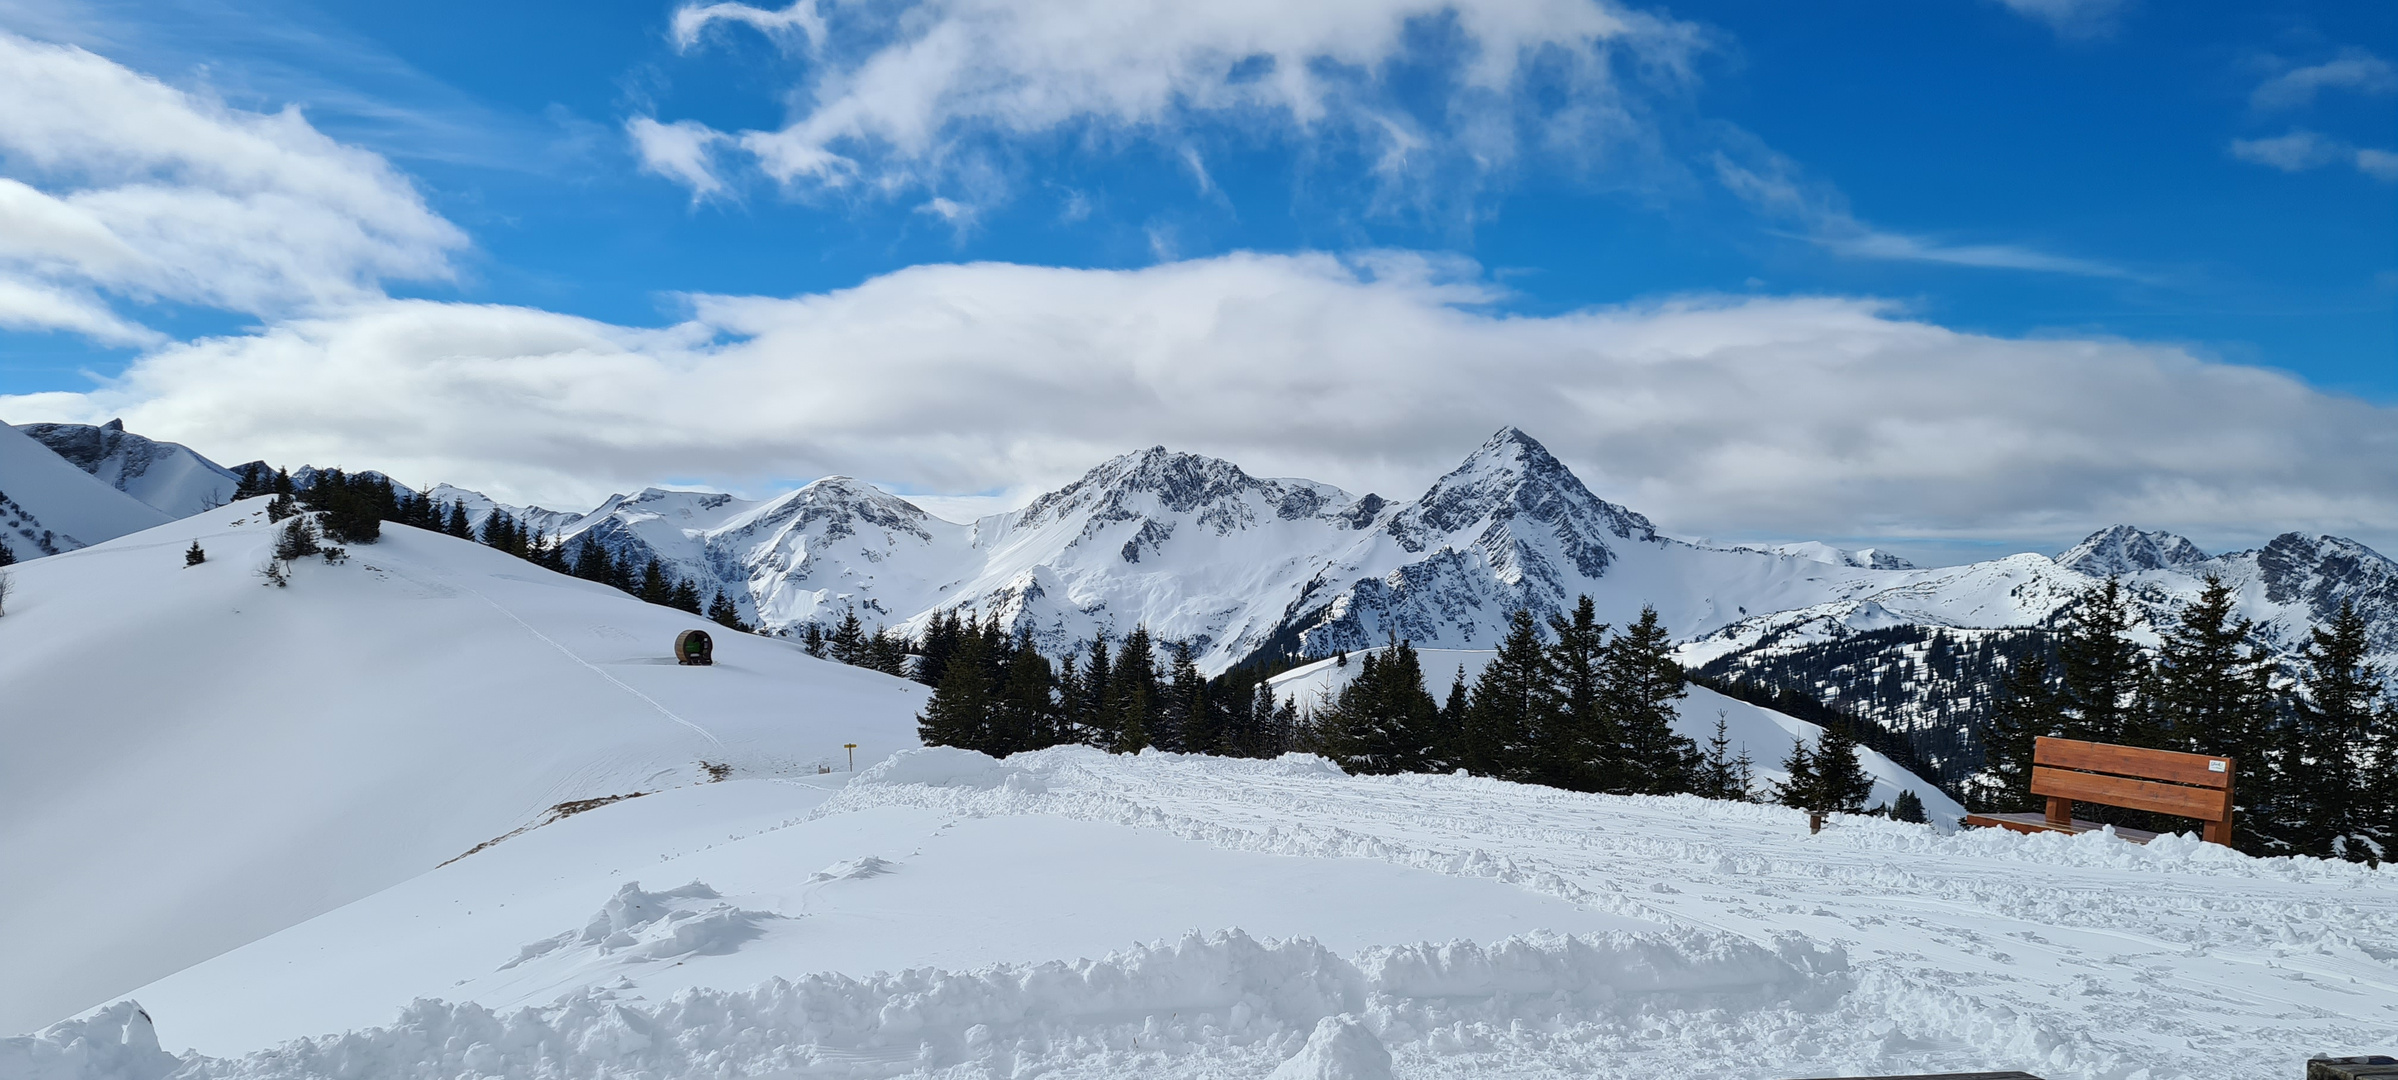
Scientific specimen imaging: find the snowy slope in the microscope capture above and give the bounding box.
[14,419,241,518]
[0,500,929,1034]
[1265,648,1967,823]
[0,419,171,559]
[30,746,2397,1079]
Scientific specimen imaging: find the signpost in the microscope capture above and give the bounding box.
[844,743,858,771]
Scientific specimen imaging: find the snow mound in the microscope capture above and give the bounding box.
[0,1003,178,1080]
[1270,1016,1392,1080]
[51,927,1836,1080]
[855,745,1047,791]
[501,881,783,971]
[809,856,897,882]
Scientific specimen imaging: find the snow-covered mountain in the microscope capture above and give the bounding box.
[460,426,2392,684]
[0,419,171,560]
[0,499,927,1035]
[14,419,241,518]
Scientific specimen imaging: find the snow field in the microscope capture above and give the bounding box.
[0,500,928,1033]
[39,745,2393,1079]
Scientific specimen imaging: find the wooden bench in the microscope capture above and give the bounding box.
[1963,736,2234,846]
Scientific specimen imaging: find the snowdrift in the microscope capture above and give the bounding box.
[0,500,928,1034]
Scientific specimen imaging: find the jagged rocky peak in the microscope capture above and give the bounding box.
[15,418,132,471]
[1396,426,1657,545]
[1015,445,1353,532]
[2053,525,2213,576]
[762,475,938,540]
[2254,532,2398,624]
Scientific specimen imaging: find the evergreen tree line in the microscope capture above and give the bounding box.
[1977,576,2397,862]
[233,463,755,631]
[907,610,1302,758]
[894,596,1897,815]
[1694,625,2056,785]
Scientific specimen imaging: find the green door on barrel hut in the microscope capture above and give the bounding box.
[675,628,714,666]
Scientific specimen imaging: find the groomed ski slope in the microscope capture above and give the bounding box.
[26,746,2397,1080]
[0,499,928,1035]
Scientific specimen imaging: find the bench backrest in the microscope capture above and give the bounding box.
[2030,736,2234,823]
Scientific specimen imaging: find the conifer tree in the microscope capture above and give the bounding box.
[272,516,321,561]
[996,632,1061,753]
[184,540,207,567]
[1890,790,1928,824]
[829,608,868,666]
[1810,725,1874,814]
[916,610,965,688]
[918,627,995,750]
[707,591,752,632]
[1078,634,1117,749]
[1545,597,1616,791]
[1161,641,1211,752]
[2055,578,2144,744]
[1774,739,1819,811]
[637,558,670,605]
[667,577,703,616]
[1110,625,1159,753]
[570,534,612,581]
[1463,609,1558,782]
[869,626,911,676]
[1317,638,1442,774]
[1975,650,2060,813]
[801,622,828,658]
[445,500,474,539]
[1607,606,1697,794]
[1695,714,1750,801]
[2149,576,2272,756]
[2289,601,2390,862]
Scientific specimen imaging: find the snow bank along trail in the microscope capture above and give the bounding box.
[25,746,2396,1079]
[817,747,2398,1078]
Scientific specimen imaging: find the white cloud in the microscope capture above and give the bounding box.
[0,278,162,345]
[0,31,466,341]
[2230,130,2398,183]
[1991,0,2128,37]
[2251,50,2397,112]
[1712,148,2126,277]
[11,251,2390,553]
[654,0,1699,206]
[627,115,732,200]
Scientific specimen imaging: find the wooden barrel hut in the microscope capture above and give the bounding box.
[674,628,714,666]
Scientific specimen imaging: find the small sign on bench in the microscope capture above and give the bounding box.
[1964,736,2234,846]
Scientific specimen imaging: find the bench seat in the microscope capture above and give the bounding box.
[1961,811,2159,845]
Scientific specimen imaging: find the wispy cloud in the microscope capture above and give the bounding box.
[1989,0,2130,39]
[1712,147,2128,278]
[642,0,1703,218]
[2251,50,2397,112]
[2230,130,2398,183]
[0,30,466,343]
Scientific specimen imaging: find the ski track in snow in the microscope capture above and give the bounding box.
[23,747,2392,1080]
[449,575,724,748]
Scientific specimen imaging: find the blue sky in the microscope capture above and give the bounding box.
[0,0,2391,561]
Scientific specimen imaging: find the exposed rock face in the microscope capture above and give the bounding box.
[16,419,239,518]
